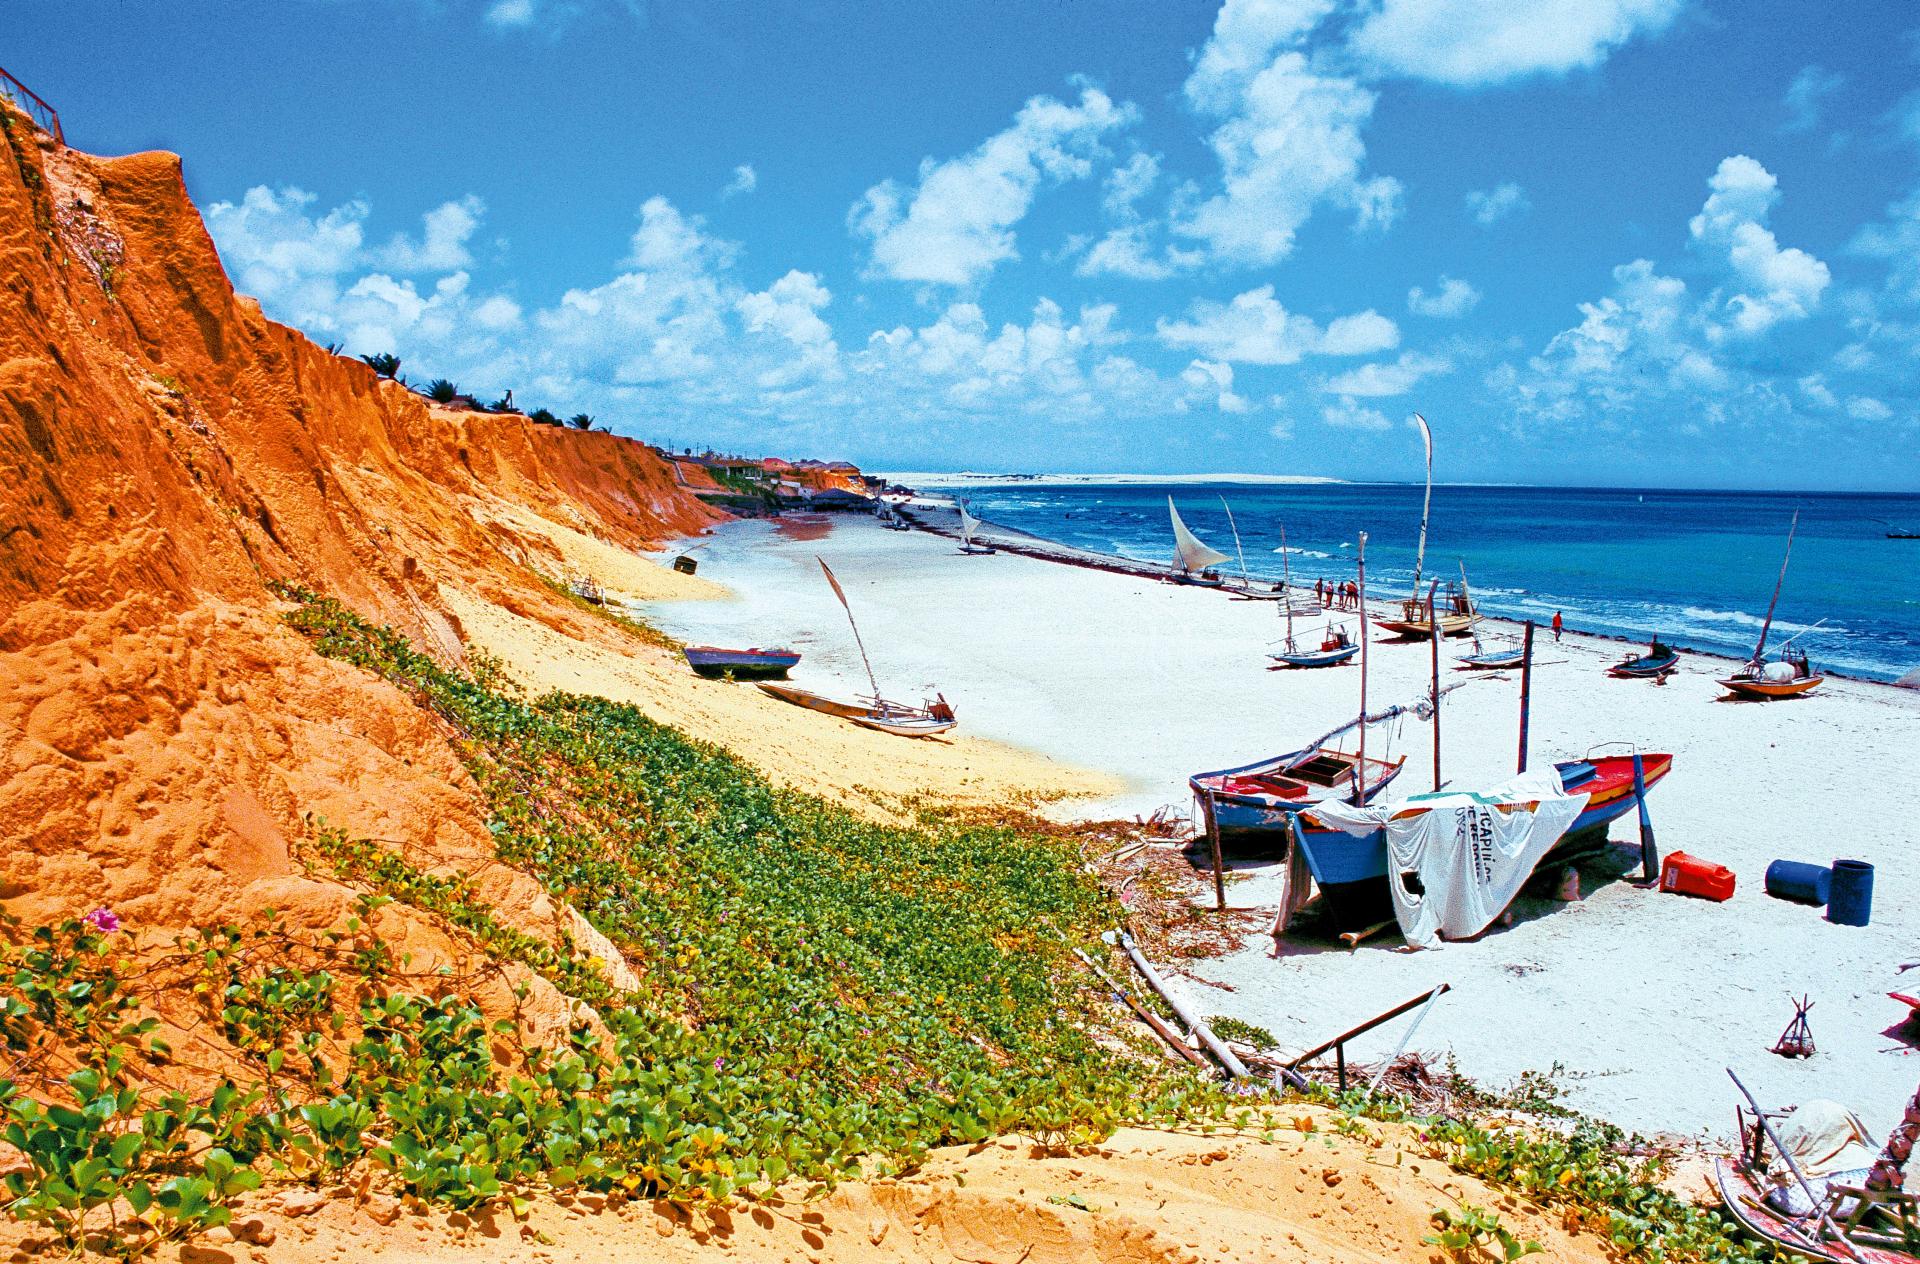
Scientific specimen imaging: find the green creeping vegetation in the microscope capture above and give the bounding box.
[1207,1015,1277,1051]
[1335,1089,1777,1264]
[1425,1204,1543,1262]
[271,585,1216,1162]
[534,573,684,651]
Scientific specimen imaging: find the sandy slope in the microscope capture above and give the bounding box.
[24,1119,1610,1264]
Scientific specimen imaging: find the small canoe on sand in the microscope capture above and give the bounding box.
[757,682,957,738]
[683,646,802,680]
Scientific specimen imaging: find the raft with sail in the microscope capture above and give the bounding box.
[1269,524,1357,665]
[756,558,957,738]
[1719,512,1827,700]
[957,499,994,554]
[1373,415,1480,640]
[1168,497,1231,585]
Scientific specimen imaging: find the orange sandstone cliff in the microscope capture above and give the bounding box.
[0,108,717,1005]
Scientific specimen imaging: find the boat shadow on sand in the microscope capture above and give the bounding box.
[1180,838,1650,958]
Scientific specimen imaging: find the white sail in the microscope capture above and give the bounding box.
[1168,497,1232,572]
[957,499,982,544]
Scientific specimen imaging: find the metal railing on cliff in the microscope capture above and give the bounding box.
[0,66,63,145]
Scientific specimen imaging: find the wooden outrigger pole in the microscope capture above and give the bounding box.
[1517,620,1535,773]
[1428,580,1442,791]
[1355,532,1370,805]
[1219,496,1252,590]
[1409,414,1433,603]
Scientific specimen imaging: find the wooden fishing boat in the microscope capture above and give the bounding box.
[1189,747,1406,843]
[1373,415,1480,639]
[1715,1072,1920,1264]
[956,499,995,554]
[768,557,958,738]
[1291,753,1672,929]
[1457,638,1526,670]
[1375,584,1479,639]
[757,682,956,738]
[682,645,801,680]
[1610,639,1680,678]
[1719,512,1827,700]
[1268,526,1357,666]
[1271,625,1360,669]
[1721,649,1826,699]
[1168,497,1233,585]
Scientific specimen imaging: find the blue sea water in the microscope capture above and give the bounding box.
[934,482,1920,682]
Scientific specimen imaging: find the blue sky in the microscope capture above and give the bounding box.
[12,0,1920,487]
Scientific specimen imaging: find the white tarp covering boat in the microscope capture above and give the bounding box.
[1168,498,1231,573]
[1308,769,1590,948]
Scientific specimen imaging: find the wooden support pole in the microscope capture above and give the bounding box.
[1428,580,1442,791]
[1517,620,1535,774]
[1206,797,1227,912]
[1633,752,1659,883]
[1355,533,1370,805]
[1286,984,1452,1073]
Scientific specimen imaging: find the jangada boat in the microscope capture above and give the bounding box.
[1294,752,1673,932]
[1715,1069,1920,1263]
[956,499,995,554]
[1719,512,1827,700]
[1610,637,1679,679]
[1457,636,1526,670]
[682,645,801,680]
[1268,525,1357,667]
[1372,415,1480,640]
[1190,742,1406,841]
[756,682,955,738]
[1168,497,1232,586]
[756,557,957,738]
[1271,624,1361,669]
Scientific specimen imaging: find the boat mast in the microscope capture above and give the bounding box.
[1410,413,1433,603]
[817,557,883,699]
[1280,523,1295,649]
[1751,510,1799,665]
[1219,496,1251,589]
[1355,531,1370,805]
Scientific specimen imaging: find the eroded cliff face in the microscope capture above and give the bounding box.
[0,106,714,1008]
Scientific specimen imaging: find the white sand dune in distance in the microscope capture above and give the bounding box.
[881,470,1345,487]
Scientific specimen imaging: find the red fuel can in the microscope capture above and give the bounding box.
[1660,851,1736,902]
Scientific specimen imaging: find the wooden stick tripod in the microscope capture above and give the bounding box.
[1773,994,1815,1059]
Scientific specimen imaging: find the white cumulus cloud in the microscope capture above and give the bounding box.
[1321,397,1395,430]
[720,164,758,199]
[1181,358,1251,413]
[849,83,1135,287]
[1174,0,1401,268]
[1407,276,1481,318]
[1321,351,1450,396]
[1465,182,1529,227]
[1156,286,1399,363]
[1687,155,1829,339]
[1349,0,1685,88]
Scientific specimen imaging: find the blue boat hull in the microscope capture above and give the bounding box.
[1293,755,1672,928]
[1611,651,1678,677]
[683,647,802,680]
[1270,644,1359,669]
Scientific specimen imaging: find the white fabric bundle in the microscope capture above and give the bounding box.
[1308,769,1590,948]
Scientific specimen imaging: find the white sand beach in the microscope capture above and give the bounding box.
[635,512,1920,1142]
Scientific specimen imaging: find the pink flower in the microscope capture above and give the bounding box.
[83,908,120,934]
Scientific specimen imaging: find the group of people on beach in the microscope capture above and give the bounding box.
[1313,577,1361,610]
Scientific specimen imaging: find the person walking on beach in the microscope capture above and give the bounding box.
[1552,610,1564,642]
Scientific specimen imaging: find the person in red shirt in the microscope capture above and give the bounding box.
[1552,610,1564,642]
